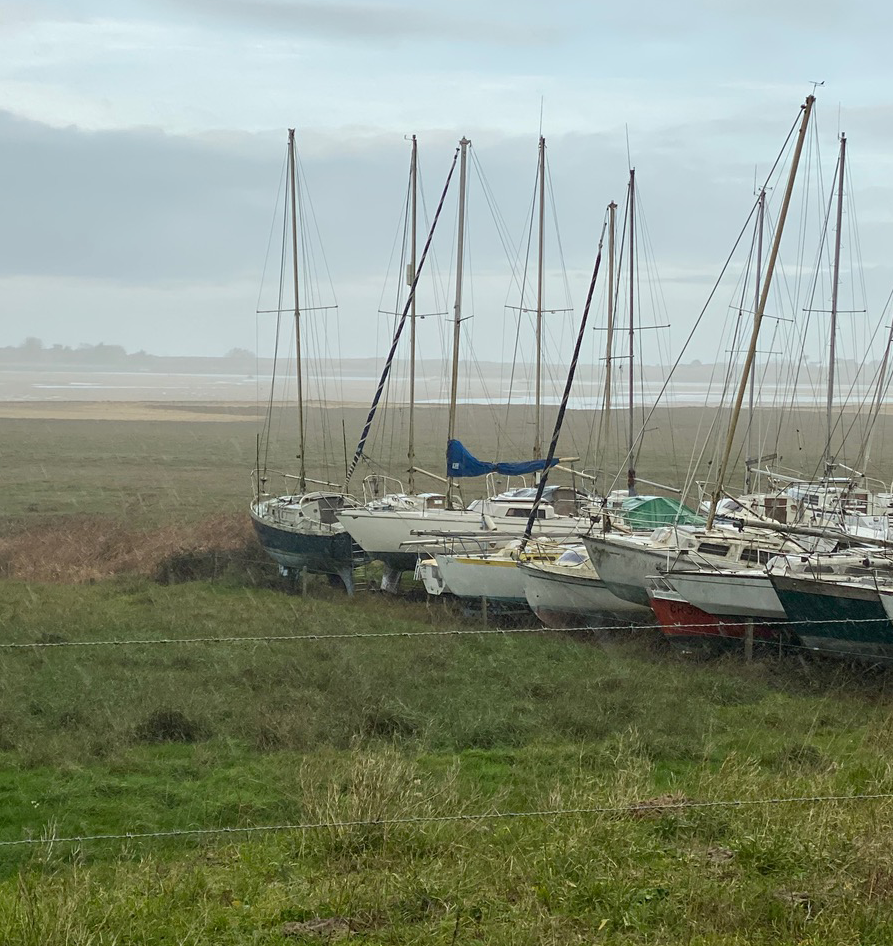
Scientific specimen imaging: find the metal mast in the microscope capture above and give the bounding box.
[707,95,815,529]
[627,169,636,496]
[407,134,418,494]
[745,188,765,491]
[287,129,306,493]
[825,132,846,476]
[534,135,546,458]
[596,201,617,493]
[446,137,471,504]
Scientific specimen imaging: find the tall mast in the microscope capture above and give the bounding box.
[597,201,617,492]
[407,134,418,494]
[707,95,815,529]
[746,188,766,491]
[446,137,471,502]
[627,169,636,496]
[825,132,846,476]
[534,135,546,459]
[287,129,306,493]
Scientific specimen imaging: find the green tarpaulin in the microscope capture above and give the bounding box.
[621,495,705,530]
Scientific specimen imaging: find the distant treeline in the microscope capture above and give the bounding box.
[0,338,261,374]
[0,338,875,382]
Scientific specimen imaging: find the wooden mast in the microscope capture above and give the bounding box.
[627,169,636,495]
[825,132,846,476]
[534,135,546,459]
[287,129,306,493]
[407,134,418,494]
[706,94,815,529]
[446,137,471,504]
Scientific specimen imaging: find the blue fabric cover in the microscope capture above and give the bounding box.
[446,439,559,478]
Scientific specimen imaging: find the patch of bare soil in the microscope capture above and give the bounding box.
[0,513,266,584]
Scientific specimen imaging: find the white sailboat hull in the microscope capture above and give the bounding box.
[434,554,526,603]
[336,508,505,571]
[666,571,785,620]
[581,535,679,607]
[338,506,585,571]
[416,558,449,596]
[520,563,651,627]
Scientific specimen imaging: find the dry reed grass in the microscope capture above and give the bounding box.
[0,513,257,583]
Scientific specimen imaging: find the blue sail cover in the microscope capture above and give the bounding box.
[446,439,559,478]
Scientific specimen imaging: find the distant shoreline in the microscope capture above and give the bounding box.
[0,398,873,424]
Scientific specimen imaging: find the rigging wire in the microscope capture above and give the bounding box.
[597,103,804,500]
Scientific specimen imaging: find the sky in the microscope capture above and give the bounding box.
[3,0,893,367]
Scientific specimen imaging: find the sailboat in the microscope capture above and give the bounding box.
[337,137,590,592]
[653,128,893,642]
[520,545,652,627]
[424,135,597,606]
[250,129,362,592]
[584,95,821,612]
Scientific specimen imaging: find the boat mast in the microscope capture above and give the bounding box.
[287,129,306,493]
[407,134,418,494]
[627,169,636,496]
[746,188,766,491]
[597,201,617,493]
[446,137,471,504]
[825,132,846,477]
[707,95,815,530]
[534,135,546,459]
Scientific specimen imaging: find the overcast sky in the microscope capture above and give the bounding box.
[3,0,893,367]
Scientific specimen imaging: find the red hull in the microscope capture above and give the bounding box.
[649,591,778,651]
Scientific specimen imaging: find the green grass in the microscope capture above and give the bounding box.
[3,578,893,942]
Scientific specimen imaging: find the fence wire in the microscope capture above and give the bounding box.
[4,791,893,850]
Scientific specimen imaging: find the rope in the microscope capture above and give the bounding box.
[3,792,890,849]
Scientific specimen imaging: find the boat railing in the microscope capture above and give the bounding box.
[250,468,345,501]
[485,472,529,499]
[362,474,405,504]
[402,530,515,556]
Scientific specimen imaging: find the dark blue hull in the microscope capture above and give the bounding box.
[251,516,361,592]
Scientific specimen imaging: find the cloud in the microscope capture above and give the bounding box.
[3,104,892,364]
[160,0,561,47]
[0,110,276,283]
[0,0,89,28]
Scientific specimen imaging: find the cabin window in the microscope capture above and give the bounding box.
[505,507,546,518]
[697,542,731,557]
[740,547,772,566]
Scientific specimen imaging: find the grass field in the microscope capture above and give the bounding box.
[4,401,893,943]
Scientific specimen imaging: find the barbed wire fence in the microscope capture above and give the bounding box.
[4,599,893,853]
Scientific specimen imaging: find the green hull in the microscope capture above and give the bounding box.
[770,574,892,661]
